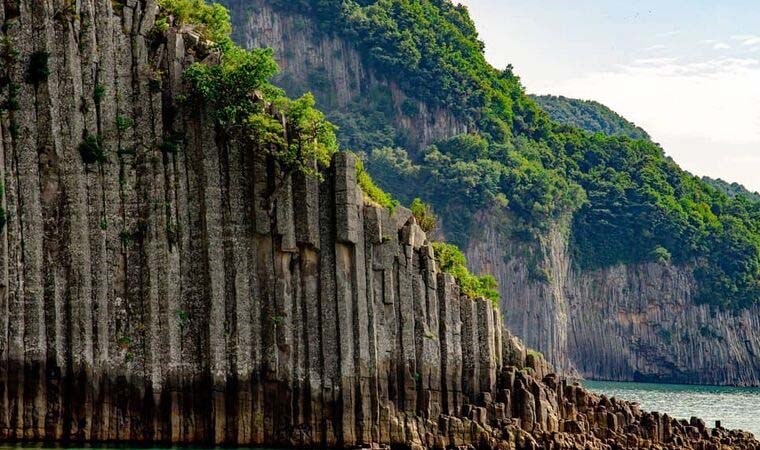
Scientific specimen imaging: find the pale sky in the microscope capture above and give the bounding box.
[458,0,760,192]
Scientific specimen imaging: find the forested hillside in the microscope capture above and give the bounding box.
[232,0,760,310]
[531,95,649,140]
[704,177,760,203]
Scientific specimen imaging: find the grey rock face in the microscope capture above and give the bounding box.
[466,209,760,386]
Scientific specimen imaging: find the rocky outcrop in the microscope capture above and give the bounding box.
[224,0,469,149]
[226,1,760,387]
[467,209,760,386]
[0,1,520,442]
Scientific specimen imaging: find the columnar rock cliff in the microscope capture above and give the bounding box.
[0,0,759,448]
[0,2,516,442]
[467,210,760,386]
[230,1,760,387]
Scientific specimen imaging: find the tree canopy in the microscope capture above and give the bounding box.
[531,95,650,140]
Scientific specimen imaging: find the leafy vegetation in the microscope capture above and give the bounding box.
[157,0,232,42]
[260,0,760,309]
[703,177,760,203]
[183,43,337,181]
[433,242,499,306]
[410,198,437,233]
[356,156,398,211]
[93,84,105,105]
[115,115,134,132]
[79,133,105,165]
[531,95,650,140]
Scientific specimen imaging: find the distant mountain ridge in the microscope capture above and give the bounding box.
[703,177,760,203]
[531,94,650,140]
[533,96,760,204]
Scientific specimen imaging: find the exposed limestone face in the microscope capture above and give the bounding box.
[466,209,760,386]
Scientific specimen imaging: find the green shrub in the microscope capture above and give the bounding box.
[79,133,105,165]
[93,84,105,105]
[410,197,437,233]
[652,246,672,264]
[155,17,170,33]
[527,349,544,361]
[432,242,499,306]
[401,99,418,117]
[157,0,231,43]
[27,51,50,85]
[115,115,134,132]
[356,157,398,211]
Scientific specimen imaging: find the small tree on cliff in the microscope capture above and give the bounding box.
[410,197,437,233]
[183,45,338,202]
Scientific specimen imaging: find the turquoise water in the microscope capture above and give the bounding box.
[585,380,760,437]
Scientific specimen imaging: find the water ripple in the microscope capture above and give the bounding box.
[585,380,760,437]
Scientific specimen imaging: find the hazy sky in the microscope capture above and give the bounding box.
[458,0,760,192]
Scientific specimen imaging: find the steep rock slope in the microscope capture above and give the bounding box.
[467,210,760,385]
[228,0,760,386]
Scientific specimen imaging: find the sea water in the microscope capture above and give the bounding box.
[585,380,760,437]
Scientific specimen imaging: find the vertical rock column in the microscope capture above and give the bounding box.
[333,152,358,445]
[438,274,463,415]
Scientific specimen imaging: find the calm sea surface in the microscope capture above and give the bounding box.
[585,380,760,437]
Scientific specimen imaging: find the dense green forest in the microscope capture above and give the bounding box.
[703,177,760,203]
[251,0,760,309]
[531,95,649,140]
